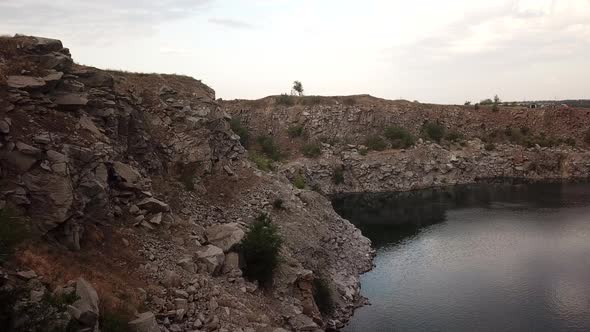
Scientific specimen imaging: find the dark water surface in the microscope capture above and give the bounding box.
[333,183,590,332]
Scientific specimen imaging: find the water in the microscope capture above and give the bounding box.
[333,182,590,332]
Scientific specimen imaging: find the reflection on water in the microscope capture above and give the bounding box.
[333,182,590,332]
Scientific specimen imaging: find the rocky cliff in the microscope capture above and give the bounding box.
[223,95,590,195]
[0,36,372,331]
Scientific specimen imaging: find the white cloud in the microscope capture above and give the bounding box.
[0,0,589,103]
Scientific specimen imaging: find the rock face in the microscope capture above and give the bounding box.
[0,35,373,332]
[205,223,245,252]
[223,97,590,195]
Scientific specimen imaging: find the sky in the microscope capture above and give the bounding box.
[0,0,589,104]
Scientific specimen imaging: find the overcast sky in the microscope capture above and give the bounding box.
[1,0,589,104]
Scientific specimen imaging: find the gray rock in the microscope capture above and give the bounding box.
[129,205,140,214]
[22,170,74,233]
[16,142,41,155]
[195,245,225,274]
[71,278,100,328]
[2,150,37,171]
[177,258,196,273]
[6,75,46,90]
[149,212,162,225]
[16,270,38,280]
[137,197,170,213]
[112,161,141,184]
[0,119,10,134]
[53,93,88,110]
[205,223,245,252]
[46,150,68,175]
[162,270,181,288]
[174,298,188,310]
[222,252,242,274]
[33,134,51,144]
[128,312,160,332]
[31,36,63,53]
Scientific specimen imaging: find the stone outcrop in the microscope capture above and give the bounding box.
[0,35,374,331]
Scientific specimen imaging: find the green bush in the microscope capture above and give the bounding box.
[332,167,344,184]
[248,151,273,172]
[256,135,282,161]
[359,147,368,156]
[313,278,334,315]
[383,126,415,148]
[474,103,480,110]
[343,97,356,106]
[484,142,495,151]
[42,292,79,312]
[100,311,128,332]
[562,137,576,147]
[177,163,197,191]
[292,173,306,189]
[272,199,284,210]
[364,135,387,151]
[421,122,445,143]
[300,96,322,106]
[276,94,295,106]
[230,118,249,147]
[0,287,19,331]
[301,142,322,158]
[241,214,283,285]
[288,125,305,138]
[318,136,339,146]
[0,209,29,263]
[445,130,464,143]
[480,98,493,105]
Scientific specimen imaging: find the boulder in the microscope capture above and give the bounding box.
[128,312,160,332]
[149,212,162,225]
[53,93,88,110]
[161,270,181,288]
[112,161,141,184]
[70,278,99,328]
[39,53,72,71]
[31,36,63,53]
[33,134,51,144]
[6,75,46,90]
[177,258,196,273]
[16,142,41,155]
[16,270,38,280]
[76,69,114,88]
[1,150,37,172]
[205,223,245,252]
[78,116,102,136]
[137,197,170,213]
[0,119,10,134]
[22,169,74,232]
[194,245,225,274]
[222,252,242,274]
[46,150,68,175]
